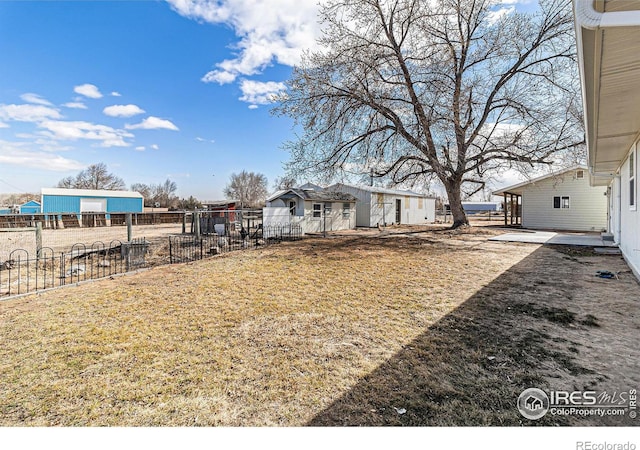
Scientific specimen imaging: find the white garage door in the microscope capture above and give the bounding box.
[80,198,107,212]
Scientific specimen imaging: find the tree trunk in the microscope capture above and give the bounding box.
[444,179,469,229]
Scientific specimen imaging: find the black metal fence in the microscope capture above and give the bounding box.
[169,224,302,264]
[1,222,303,299]
[0,238,148,298]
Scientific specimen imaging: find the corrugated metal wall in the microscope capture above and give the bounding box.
[42,195,143,213]
[106,197,143,213]
[42,195,81,213]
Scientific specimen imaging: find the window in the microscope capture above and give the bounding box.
[324,203,332,213]
[630,150,636,210]
[576,170,584,179]
[405,196,410,209]
[418,197,424,209]
[376,193,384,204]
[553,196,570,209]
[312,203,322,218]
[289,200,296,216]
[342,202,350,219]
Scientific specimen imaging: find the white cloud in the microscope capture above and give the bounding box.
[103,104,146,118]
[168,0,321,84]
[111,91,122,97]
[487,6,515,24]
[62,102,88,109]
[151,144,159,150]
[74,83,103,99]
[0,140,85,172]
[0,104,62,122]
[0,121,8,128]
[248,104,259,110]
[20,93,53,106]
[135,146,146,151]
[125,116,179,131]
[195,136,216,143]
[239,79,286,106]
[38,120,134,147]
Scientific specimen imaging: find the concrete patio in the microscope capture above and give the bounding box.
[488,230,618,247]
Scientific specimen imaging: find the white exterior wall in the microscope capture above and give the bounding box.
[610,143,640,279]
[330,184,436,226]
[328,184,372,227]
[403,196,436,224]
[370,193,399,226]
[520,170,607,231]
[264,201,356,234]
[301,200,356,233]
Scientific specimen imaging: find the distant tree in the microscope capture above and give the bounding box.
[177,196,203,210]
[130,183,152,205]
[0,193,39,208]
[131,179,178,208]
[57,163,126,190]
[224,171,268,207]
[152,179,179,208]
[273,175,297,191]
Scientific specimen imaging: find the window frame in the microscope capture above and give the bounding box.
[553,196,570,209]
[289,200,296,216]
[312,203,322,218]
[342,202,350,219]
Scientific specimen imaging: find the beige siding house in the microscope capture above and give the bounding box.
[493,166,607,232]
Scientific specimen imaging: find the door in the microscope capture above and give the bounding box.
[395,199,401,224]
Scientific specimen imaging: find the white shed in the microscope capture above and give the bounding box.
[327,183,436,227]
[264,186,357,234]
[493,166,607,232]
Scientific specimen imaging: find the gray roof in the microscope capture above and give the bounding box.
[267,188,356,203]
[328,183,434,198]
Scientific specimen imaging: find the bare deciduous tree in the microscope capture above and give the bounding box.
[275,0,583,227]
[224,171,268,207]
[273,175,298,191]
[57,163,126,191]
[131,179,179,208]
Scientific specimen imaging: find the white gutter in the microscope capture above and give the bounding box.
[575,0,640,29]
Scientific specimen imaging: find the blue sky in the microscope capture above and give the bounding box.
[0,0,536,201]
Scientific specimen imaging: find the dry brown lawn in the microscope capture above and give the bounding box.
[0,225,638,426]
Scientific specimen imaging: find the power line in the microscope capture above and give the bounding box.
[0,178,29,193]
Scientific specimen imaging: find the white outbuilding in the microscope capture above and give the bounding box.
[327,183,436,227]
[492,166,607,232]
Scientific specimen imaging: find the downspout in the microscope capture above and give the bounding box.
[575,0,640,29]
[615,175,621,242]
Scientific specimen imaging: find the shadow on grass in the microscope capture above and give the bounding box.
[307,246,615,427]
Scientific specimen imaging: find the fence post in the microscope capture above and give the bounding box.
[126,213,133,241]
[182,212,186,234]
[194,211,201,239]
[35,221,43,259]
